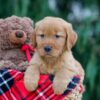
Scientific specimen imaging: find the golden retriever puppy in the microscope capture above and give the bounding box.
[24,17,84,94]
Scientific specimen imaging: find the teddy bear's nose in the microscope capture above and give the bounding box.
[44,46,52,53]
[16,31,24,38]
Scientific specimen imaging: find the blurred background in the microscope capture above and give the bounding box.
[0,0,100,100]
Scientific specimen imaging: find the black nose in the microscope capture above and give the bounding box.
[16,31,24,38]
[44,46,52,52]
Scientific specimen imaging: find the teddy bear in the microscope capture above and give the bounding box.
[0,16,34,71]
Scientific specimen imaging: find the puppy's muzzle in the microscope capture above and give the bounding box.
[44,46,52,53]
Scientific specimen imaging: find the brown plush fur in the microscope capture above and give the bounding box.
[0,16,34,71]
[24,17,84,94]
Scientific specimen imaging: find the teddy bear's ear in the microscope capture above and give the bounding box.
[0,19,4,34]
[65,23,77,51]
[23,17,34,27]
[0,19,4,24]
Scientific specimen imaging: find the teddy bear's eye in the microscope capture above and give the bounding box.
[54,34,60,38]
[40,34,45,38]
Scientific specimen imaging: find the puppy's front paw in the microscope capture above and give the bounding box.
[24,68,39,91]
[24,65,40,91]
[24,77,38,91]
[53,80,68,95]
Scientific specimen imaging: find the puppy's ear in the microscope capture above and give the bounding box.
[32,30,36,48]
[32,21,42,48]
[35,20,42,29]
[65,23,77,51]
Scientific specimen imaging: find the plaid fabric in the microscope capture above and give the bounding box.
[0,68,81,100]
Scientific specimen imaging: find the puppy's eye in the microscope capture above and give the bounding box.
[40,34,45,38]
[54,34,60,38]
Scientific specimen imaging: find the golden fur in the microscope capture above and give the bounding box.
[24,17,84,94]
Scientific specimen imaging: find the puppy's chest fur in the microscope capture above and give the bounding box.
[30,51,77,75]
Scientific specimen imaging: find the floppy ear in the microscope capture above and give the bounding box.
[32,20,42,48]
[31,29,36,48]
[65,23,77,51]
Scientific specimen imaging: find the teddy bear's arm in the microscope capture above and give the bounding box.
[0,60,16,69]
[18,61,29,71]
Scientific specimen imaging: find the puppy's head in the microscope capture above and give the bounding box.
[32,17,77,58]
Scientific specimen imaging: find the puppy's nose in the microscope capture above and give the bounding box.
[44,46,52,52]
[15,31,24,38]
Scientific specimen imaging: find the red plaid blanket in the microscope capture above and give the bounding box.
[0,68,81,100]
